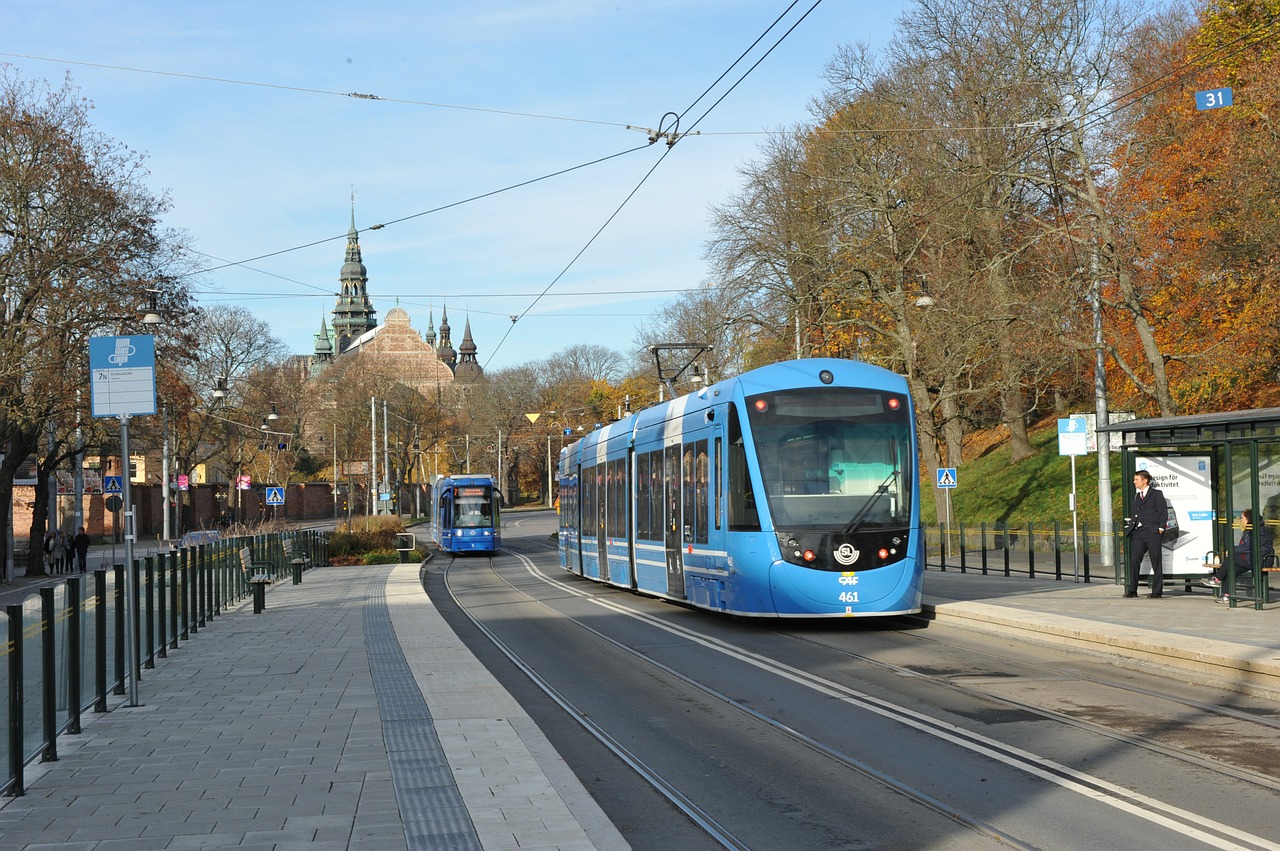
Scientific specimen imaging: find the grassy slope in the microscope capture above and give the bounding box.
[919,420,1123,529]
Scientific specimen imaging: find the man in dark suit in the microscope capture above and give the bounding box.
[1124,470,1169,597]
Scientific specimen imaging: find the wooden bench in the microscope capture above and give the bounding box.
[281,538,310,585]
[1200,556,1280,602]
[239,547,275,613]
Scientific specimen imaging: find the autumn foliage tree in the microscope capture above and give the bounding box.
[1109,0,1280,413]
[0,67,194,576]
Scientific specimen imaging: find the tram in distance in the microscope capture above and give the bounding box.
[430,474,502,554]
[557,358,924,618]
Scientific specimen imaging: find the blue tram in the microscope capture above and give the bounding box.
[431,474,502,554]
[557,358,923,617]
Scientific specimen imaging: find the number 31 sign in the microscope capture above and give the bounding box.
[1196,87,1233,110]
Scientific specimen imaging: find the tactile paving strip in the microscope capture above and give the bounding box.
[365,575,483,851]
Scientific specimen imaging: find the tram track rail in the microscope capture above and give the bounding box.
[450,534,1280,851]
[439,553,753,851]
[445,548,1040,850]
[774,620,1280,793]
[518,527,1280,789]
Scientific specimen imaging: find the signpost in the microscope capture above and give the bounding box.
[90,334,156,708]
[936,467,957,560]
[1058,417,1090,581]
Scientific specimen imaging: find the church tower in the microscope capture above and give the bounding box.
[330,207,377,353]
[436,306,456,370]
[311,314,334,376]
[453,317,483,383]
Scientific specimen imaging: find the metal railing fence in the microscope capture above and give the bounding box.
[924,520,1126,582]
[1,529,328,797]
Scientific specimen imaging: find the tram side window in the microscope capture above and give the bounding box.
[637,452,650,539]
[570,477,579,533]
[695,439,708,544]
[595,465,606,532]
[714,437,722,531]
[648,449,662,539]
[575,477,581,531]
[727,404,761,532]
[615,458,626,537]
[603,464,613,537]
[607,459,619,537]
[682,444,696,543]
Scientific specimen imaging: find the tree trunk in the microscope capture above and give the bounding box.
[0,446,25,582]
[940,378,964,467]
[907,376,943,483]
[27,464,53,577]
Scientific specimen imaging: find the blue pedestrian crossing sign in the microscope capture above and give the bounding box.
[936,468,957,489]
[103,476,123,494]
[265,487,285,506]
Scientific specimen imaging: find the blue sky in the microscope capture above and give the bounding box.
[5,1,906,371]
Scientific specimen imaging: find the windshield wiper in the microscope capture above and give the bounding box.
[841,469,897,536]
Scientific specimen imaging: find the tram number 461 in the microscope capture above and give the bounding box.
[839,591,860,604]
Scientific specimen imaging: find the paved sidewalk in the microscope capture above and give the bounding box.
[922,566,1280,699]
[0,563,626,851]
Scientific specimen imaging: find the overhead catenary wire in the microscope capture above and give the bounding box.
[189,142,653,276]
[482,1,827,367]
[0,51,631,130]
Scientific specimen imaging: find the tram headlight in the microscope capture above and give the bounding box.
[877,548,890,560]
[818,369,834,385]
[802,549,817,562]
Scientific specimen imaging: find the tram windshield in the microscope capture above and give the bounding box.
[745,388,912,531]
[454,487,494,528]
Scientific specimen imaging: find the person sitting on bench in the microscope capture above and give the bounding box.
[1204,508,1273,588]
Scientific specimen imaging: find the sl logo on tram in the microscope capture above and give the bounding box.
[834,544,860,566]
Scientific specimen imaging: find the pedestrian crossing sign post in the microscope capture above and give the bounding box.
[104,476,123,494]
[936,468,957,562]
[265,487,285,506]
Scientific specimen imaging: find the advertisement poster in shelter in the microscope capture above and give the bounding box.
[1134,455,1213,575]
[1253,456,1280,529]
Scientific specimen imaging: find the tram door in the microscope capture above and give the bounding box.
[627,448,637,591]
[596,464,608,583]
[573,465,585,575]
[664,444,685,598]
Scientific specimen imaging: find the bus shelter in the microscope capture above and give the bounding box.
[1098,408,1280,610]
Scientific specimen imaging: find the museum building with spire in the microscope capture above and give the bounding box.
[307,208,483,392]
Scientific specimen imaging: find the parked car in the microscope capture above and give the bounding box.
[178,530,221,548]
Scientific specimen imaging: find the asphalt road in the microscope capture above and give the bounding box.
[432,512,1280,850]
